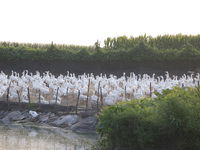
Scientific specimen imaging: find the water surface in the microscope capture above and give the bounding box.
[0,122,98,150]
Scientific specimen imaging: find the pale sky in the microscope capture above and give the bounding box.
[0,0,200,46]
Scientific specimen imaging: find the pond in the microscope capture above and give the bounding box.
[0,122,99,150]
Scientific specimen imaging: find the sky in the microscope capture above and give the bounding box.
[0,0,200,46]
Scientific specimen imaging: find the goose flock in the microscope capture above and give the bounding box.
[0,70,199,106]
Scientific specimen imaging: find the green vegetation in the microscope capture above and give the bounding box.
[28,102,36,110]
[96,86,200,150]
[0,34,200,62]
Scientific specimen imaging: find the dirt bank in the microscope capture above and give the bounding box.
[0,60,199,77]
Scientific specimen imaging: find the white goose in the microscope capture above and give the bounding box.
[104,96,115,106]
[90,91,98,102]
[21,94,29,103]
[79,93,87,104]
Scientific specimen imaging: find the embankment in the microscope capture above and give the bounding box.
[1,60,200,77]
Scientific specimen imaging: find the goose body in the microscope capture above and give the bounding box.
[40,99,49,104]
[0,70,199,107]
[49,99,61,105]
[90,91,98,102]
[104,96,115,105]
[79,94,87,103]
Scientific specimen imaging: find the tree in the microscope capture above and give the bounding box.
[94,40,100,51]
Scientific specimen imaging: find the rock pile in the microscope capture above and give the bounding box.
[0,110,98,133]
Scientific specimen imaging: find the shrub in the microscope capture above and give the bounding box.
[155,86,200,149]
[96,86,200,150]
[97,99,158,149]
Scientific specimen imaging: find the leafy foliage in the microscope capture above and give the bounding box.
[96,86,200,150]
[103,34,200,51]
[1,34,200,62]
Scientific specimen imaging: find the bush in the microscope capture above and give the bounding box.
[96,86,200,150]
[155,86,200,149]
[97,99,158,149]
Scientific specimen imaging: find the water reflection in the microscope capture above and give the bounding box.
[0,123,98,150]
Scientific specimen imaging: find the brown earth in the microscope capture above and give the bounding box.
[0,60,199,77]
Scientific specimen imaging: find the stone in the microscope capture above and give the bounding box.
[2,116,10,124]
[0,110,99,133]
[38,114,50,123]
[49,112,56,119]
[17,119,29,123]
[51,115,80,127]
[2,110,23,124]
[10,111,22,121]
[66,115,81,126]
[46,113,57,122]
[82,116,97,125]
[20,111,30,119]
[69,116,98,132]
[0,111,8,119]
